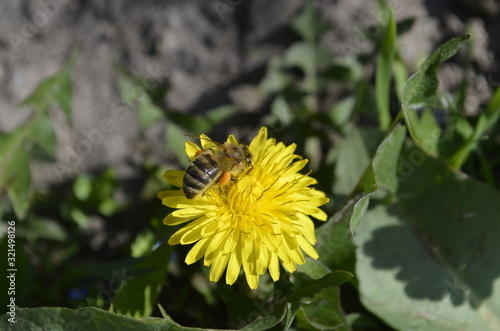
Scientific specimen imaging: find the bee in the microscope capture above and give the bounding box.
[183,138,252,199]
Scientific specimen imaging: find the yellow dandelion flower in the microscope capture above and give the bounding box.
[158,127,329,289]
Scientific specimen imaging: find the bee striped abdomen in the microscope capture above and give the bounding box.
[183,153,220,199]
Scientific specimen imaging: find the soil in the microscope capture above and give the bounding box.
[1,0,499,187]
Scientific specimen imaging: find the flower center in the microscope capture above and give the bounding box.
[226,176,264,214]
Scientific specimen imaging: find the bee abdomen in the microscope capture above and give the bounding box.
[183,154,220,199]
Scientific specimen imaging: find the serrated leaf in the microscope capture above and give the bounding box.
[109,243,172,318]
[401,35,470,154]
[355,142,500,331]
[0,306,220,331]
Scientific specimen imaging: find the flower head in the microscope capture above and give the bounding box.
[158,127,328,289]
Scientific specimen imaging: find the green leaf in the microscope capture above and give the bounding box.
[115,65,164,131]
[450,87,500,168]
[296,260,353,331]
[291,2,329,42]
[0,306,219,331]
[284,42,332,74]
[375,7,397,130]
[4,147,32,219]
[278,271,353,330]
[393,59,409,103]
[109,243,172,318]
[333,127,372,195]
[16,217,68,242]
[169,105,239,135]
[330,124,406,236]
[259,57,292,95]
[165,121,190,166]
[328,96,356,132]
[137,96,164,131]
[355,143,500,331]
[28,113,56,159]
[52,51,77,119]
[22,51,76,119]
[130,230,157,258]
[401,35,470,154]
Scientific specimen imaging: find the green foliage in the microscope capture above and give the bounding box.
[0,52,76,218]
[2,2,500,330]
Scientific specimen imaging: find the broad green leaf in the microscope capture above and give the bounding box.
[291,2,329,42]
[109,243,172,318]
[401,35,470,155]
[375,7,396,130]
[0,306,218,331]
[450,87,500,168]
[355,143,500,331]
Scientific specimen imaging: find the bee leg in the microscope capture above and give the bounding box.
[195,150,204,158]
[219,171,231,185]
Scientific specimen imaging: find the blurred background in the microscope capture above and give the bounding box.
[1,0,500,329]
